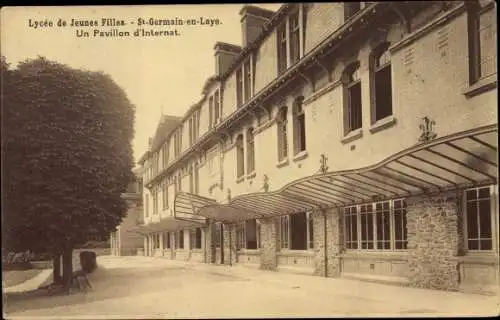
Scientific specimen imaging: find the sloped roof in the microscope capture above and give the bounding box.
[150,115,183,152]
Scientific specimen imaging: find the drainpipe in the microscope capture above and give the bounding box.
[323,208,328,278]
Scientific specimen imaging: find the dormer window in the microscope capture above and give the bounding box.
[214,89,220,124]
[236,56,254,108]
[277,9,305,75]
[289,11,300,65]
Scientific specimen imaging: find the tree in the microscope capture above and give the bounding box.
[2,56,135,287]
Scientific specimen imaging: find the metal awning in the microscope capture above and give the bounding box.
[178,125,498,223]
[129,216,205,235]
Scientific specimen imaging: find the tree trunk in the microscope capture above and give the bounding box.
[52,254,62,284]
[62,247,73,290]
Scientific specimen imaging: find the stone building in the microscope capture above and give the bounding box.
[133,2,498,295]
[110,167,144,256]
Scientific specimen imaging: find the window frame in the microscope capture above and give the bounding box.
[292,96,306,155]
[277,106,289,162]
[162,180,168,210]
[280,212,314,251]
[277,23,288,75]
[343,198,408,252]
[289,10,301,66]
[343,61,363,135]
[246,127,255,174]
[371,42,393,123]
[236,68,243,108]
[463,185,498,253]
[236,134,245,179]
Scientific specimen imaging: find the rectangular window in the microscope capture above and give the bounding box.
[236,68,243,108]
[293,98,306,154]
[209,96,214,129]
[214,90,220,124]
[153,188,158,215]
[145,195,149,218]
[280,215,289,249]
[465,186,494,251]
[277,23,288,75]
[374,64,392,121]
[244,59,252,103]
[394,199,407,249]
[289,11,300,65]
[344,206,358,249]
[162,181,168,209]
[468,1,497,84]
[359,204,374,249]
[374,201,391,250]
[348,82,362,131]
[344,199,407,251]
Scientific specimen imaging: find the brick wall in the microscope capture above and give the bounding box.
[260,217,279,270]
[407,192,461,291]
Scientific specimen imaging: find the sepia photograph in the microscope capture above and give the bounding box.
[1,1,499,318]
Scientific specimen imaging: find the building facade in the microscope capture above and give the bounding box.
[134,1,498,295]
[110,168,145,256]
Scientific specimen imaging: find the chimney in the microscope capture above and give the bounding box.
[214,42,242,76]
[239,5,275,48]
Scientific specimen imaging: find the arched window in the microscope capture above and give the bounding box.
[292,96,306,154]
[277,106,288,161]
[372,42,393,122]
[343,61,362,134]
[246,127,255,174]
[236,134,245,178]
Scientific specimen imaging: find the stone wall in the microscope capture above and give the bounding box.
[260,217,279,270]
[204,222,216,264]
[222,223,237,265]
[313,208,342,277]
[407,192,461,291]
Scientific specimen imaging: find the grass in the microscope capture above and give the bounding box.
[2,269,43,287]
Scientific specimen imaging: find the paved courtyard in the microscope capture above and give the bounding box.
[4,255,499,319]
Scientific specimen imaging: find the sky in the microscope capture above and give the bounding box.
[1,4,282,163]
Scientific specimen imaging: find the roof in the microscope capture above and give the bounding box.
[150,115,183,151]
[174,125,498,222]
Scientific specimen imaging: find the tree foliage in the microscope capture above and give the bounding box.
[2,56,135,260]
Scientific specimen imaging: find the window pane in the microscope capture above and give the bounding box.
[478,187,490,199]
[375,65,393,121]
[480,239,492,250]
[479,199,492,238]
[348,83,362,130]
[299,115,306,152]
[468,239,479,250]
[467,201,479,239]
